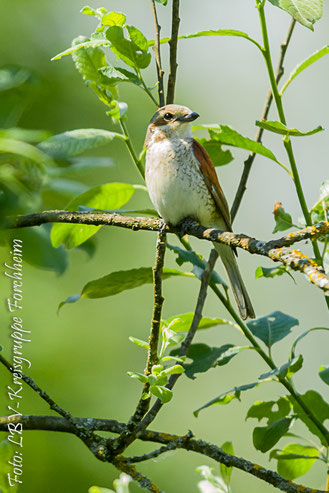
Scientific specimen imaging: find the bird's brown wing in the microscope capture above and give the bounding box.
[193,139,232,232]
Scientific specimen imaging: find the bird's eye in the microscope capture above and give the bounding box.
[163,113,173,121]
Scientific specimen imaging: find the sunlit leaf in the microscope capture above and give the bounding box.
[247,311,299,348]
[281,46,329,94]
[220,441,234,487]
[106,25,151,69]
[150,29,262,51]
[193,125,288,172]
[274,444,319,480]
[259,355,303,381]
[255,264,290,280]
[99,66,141,85]
[102,11,126,27]
[268,0,323,30]
[149,384,173,403]
[51,182,134,249]
[162,313,232,332]
[51,39,110,61]
[256,120,323,137]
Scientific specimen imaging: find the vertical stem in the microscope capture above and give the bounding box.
[166,0,180,104]
[257,1,328,309]
[150,0,165,107]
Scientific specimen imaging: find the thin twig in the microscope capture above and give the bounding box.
[0,415,325,493]
[230,18,296,223]
[150,0,165,107]
[138,249,218,431]
[112,229,167,455]
[166,0,180,104]
[8,211,329,293]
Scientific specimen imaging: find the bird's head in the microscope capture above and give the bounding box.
[146,104,199,144]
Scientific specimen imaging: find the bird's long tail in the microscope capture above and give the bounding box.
[214,242,255,320]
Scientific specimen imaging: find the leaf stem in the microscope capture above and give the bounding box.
[137,68,159,107]
[119,118,145,179]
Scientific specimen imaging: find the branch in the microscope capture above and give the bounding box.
[112,456,161,493]
[166,0,180,104]
[231,18,296,223]
[8,211,329,294]
[150,0,165,107]
[113,229,167,454]
[138,249,218,431]
[0,415,325,493]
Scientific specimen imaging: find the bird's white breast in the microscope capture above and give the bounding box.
[145,136,216,226]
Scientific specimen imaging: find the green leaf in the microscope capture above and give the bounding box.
[51,182,134,249]
[272,202,294,233]
[180,343,247,379]
[319,365,329,385]
[268,0,323,30]
[99,66,141,86]
[127,371,148,383]
[126,25,149,52]
[256,120,323,137]
[255,264,290,280]
[290,327,329,359]
[155,0,168,5]
[253,418,293,453]
[163,364,185,375]
[288,390,329,446]
[281,46,329,94]
[220,441,234,487]
[151,29,262,51]
[275,444,319,480]
[38,128,125,161]
[310,181,329,239]
[168,243,227,287]
[52,39,110,61]
[89,487,113,493]
[78,267,192,299]
[106,26,151,69]
[162,313,231,332]
[259,355,303,381]
[52,157,114,176]
[129,337,149,349]
[149,385,173,403]
[195,136,234,167]
[81,267,192,298]
[194,379,271,417]
[193,125,287,172]
[0,138,54,170]
[71,35,108,85]
[102,12,126,27]
[247,311,299,349]
[246,397,292,424]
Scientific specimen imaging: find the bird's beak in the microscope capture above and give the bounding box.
[177,112,200,123]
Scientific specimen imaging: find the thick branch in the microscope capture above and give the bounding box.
[166,0,180,104]
[0,415,324,493]
[231,18,296,222]
[8,211,329,293]
[150,0,165,107]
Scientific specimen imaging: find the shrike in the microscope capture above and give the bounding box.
[144,104,255,320]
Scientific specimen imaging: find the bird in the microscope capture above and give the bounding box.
[144,104,255,320]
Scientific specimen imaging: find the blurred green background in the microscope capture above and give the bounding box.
[1,0,329,491]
